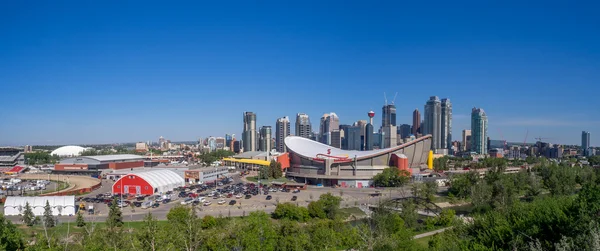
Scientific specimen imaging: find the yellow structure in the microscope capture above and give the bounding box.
[222,158,270,171]
[427,150,434,169]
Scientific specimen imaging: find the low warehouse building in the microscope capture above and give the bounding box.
[184,166,230,184]
[112,169,184,195]
[3,196,76,216]
[54,154,145,173]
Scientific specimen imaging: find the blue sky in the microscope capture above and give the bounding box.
[0,1,598,146]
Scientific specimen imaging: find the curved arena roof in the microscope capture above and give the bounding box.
[51,145,87,157]
[128,170,184,194]
[284,135,432,161]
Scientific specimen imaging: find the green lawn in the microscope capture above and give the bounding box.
[245,176,289,184]
[338,207,366,219]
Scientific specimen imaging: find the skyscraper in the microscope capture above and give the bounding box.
[471,108,488,154]
[582,131,591,156]
[339,124,351,150]
[276,116,291,152]
[225,134,233,147]
[398,124,412,140]
[319,113,340,145]
[330,129,341,148]
[441,98,453,153]
[424,96,442,150]
[412,109,421,136]
[242,112,257,152]
[259,126,272,152]
[365,111,375,151]
[462,129,471,152]
[381,125,397,148]
[382,104,397,127]
[295,113,312,139]
[346,126,362,150]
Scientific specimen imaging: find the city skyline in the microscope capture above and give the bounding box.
[1,2,598,146]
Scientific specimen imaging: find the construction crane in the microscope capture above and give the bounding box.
[535,137,552,142]
[391,92,398,105]
[384,92,387,105]
[497,128,507,149]
[522,130,529,148]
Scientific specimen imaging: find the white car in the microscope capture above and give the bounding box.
[180,198,193,205]
[235,194,243,199]
[203,201,212,206]
[197,197,206,203]
[217,199,226,205]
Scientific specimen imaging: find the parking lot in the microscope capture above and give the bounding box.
[3,172,396,223]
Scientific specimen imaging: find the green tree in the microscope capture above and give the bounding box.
[422,181,438,201]
[238,212,278,251]
[399,200,418,228]
[106,198,123,229]
[434,209,456,227]
[319,193,342,220]
[76,211,86,227]
[166,206,203,251]
[307,201,327,219]
[22,202,35,226]
[372,167,410,187]
[277,220,311,251]
[136,213,169,251]
[448,171,479,199]
[272,203,310,222]
[0,214,25,250]
[43,200,55,228]
[269,160,283,178]
[201,215,217,229]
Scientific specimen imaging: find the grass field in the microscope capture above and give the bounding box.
[338,207,366,219]
[414,234,433,249]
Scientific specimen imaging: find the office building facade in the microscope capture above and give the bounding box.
[423,96,442,150]
[471,108,488,154]
[441,98,453,153]
[382,104,397,127]
[276,116,291,152]
[259,126,272,152]
[295,113,312,139]
[398,124,412,140]
[582,131,591,156]
[242,112,257,152]
[462,129,471,152]
[319,113,340,145]
[346,126,362,150]
[412,109,421,136]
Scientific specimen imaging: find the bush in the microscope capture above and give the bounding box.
[272,203,310,222]
[307,201,326,219]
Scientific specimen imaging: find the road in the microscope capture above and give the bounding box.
[413,227,453,239]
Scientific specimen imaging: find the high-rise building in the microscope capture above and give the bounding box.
[339,124,351,150]
[365,124,374,150]
[242,112,257,152]
[471,108,488,154]
[225,134,233,147]
[295,113,312,139]
[259,126,272,152]
[381,125,397,148]
[330,129,341,148]
[233,141,241,153]
[276,116,291,152]
[398,124,412,140]
[382,104,397,127]
[462,130,472,152]
[319,113,340,145]
[582,131,591,156]
[424,96,442,150]
[441,98,452,153]
[346,126,362,150]
[412,109,421,136]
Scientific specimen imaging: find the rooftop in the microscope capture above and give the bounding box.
[77,154,144,162]
[232,151,266,159]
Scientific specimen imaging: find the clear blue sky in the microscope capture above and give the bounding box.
[0,1,598,146]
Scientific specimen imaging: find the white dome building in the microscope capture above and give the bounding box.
[50,146,88,157]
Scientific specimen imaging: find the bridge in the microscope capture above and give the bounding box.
[362,196,443,217]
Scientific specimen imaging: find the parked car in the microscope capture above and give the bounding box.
[152,202,160,208]
[180,198,193,205]
[291,196,297,201]
[266,195,272,200]
[245,194,251,199]
[229,200,237,205]
[203,201,212,206]
[217,199,226,205]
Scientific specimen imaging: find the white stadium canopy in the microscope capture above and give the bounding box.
[50,145,88,157]
[3,196,76,216]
